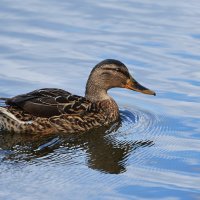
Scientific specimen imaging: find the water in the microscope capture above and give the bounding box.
[0,0,200,199]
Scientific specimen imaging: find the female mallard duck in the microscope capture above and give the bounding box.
[0,59,155,134]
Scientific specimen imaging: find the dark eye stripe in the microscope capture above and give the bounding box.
[103,67,130,78]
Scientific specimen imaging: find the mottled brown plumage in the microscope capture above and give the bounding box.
[0,59,155,134]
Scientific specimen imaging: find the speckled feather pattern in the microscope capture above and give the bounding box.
[0,93,119,134]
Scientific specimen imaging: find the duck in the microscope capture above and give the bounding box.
[0,59,155,135]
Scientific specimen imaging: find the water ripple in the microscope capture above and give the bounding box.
[1,0,200,199]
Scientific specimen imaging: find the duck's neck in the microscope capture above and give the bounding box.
[85,80,120,122]
[85,82,111,102]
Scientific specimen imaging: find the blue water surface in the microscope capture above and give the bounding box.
[0,0,200,200]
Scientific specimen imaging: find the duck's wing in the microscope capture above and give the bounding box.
[3,88,91,118]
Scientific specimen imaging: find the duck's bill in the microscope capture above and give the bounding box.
[124,78,156,96]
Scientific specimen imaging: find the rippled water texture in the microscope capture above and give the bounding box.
[0,0,200,199]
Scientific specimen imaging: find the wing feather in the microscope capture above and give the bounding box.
[5,88,91,117]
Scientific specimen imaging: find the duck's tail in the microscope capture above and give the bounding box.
[0,107,26,133]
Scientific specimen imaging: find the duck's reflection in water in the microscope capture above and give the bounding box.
[0,122,154,174]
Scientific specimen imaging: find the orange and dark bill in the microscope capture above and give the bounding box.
[124,77,156,96]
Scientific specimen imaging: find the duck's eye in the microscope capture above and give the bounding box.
[101,72,111,76]
[115,68,120,72]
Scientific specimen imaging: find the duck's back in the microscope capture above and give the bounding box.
[4,88,92,120]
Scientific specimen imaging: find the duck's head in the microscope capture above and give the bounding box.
[85,59,156,101]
